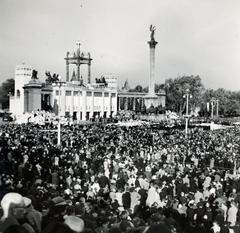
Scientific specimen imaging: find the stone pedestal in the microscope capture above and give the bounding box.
[23,80,42,113]
[144,95,160,109]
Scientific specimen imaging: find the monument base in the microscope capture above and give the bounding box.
[144,95,162,109]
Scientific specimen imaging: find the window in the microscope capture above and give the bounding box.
[17,90,20,97]
[94,92,102,97]
[66,91,71,96]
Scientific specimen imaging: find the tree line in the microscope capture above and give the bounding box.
[128,75,240,117]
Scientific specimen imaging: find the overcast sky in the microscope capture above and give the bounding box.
[0,0,239,90]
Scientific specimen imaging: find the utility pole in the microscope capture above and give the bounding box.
[216,99,219,117]
[57,121,61,146]
[56,81,65,146]
[183,89,192,136]
[210,98,215,119]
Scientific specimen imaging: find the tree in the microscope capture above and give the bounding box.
[0,79,15,109]
[129,85,144,92]
[201,88,240,117]
[128,84,164,93]
[165,75,204,114]
[155,84,165,93]
[143,86,148,93]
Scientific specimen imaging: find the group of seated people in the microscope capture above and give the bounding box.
[0,122,240,233]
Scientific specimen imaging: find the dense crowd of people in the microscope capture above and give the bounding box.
[0,121,240,233]
[13,110,68,125]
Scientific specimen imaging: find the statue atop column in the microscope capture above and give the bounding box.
[31,70,38,80]
[149,25,156,41]
[30,69,40,83]
[148,25,158,48]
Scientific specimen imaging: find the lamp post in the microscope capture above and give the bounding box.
[56,81,65,146]
[216,99,219,117]
[76,41,81,82]
[210,98,216,119]
[183,89,192,136]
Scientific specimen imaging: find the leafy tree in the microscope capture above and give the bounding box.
[155,84,165,93]
[202,88,240,117]
[143,86,148,93]
[129,85,144,92]
[165,75,204,114]
[0,79,14,109]
[129,84,164,93]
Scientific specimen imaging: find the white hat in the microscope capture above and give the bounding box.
[64,216,84,232]
[1,192,25,219]
[23,197,32,207]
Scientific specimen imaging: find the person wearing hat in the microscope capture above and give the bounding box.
[0,193,33,233]
[187,200,196,223]
[42,196,68,228]
[1,193,25,220]
[64,216,85,233]
[24,197,42,233]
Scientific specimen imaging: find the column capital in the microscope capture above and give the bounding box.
[148,40,158,48]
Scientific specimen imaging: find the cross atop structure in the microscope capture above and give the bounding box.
[65,43,92,84]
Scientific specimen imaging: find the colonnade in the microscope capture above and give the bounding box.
[55,89,117,121]
[118,96,145,111]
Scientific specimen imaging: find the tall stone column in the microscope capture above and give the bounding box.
[117,97,120,111]
[141,98,144,110]
[77,43,81,82]
[60,89,66,117]
[77,64,80,82]
[82,91,86,121]
[66,52,70,82]
[124,97,128,110]
[88,63,91,84]
[133,97,136,111]
[101,92,104,117]
[87,53,92,84]
[77,91,80,121]
[90,92,94,118]
[119,97,123,110]
[70,91,74,118]
[148,39,158,96]
[107,93,111,117]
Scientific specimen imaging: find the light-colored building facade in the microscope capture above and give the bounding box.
[9,64,32,115]
[51,82,117,120]
[9,64,118,121]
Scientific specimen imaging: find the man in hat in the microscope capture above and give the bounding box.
[64,215,85,233]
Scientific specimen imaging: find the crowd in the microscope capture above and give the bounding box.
[0,121,240,233]
[13,111,54,125]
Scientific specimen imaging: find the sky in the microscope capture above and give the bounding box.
[0,0,239,90]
